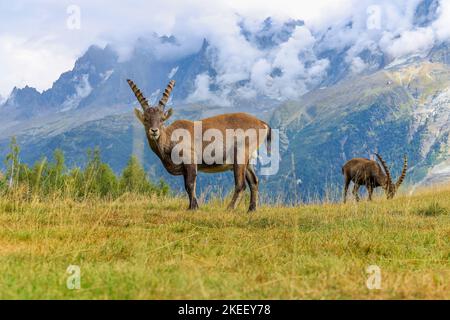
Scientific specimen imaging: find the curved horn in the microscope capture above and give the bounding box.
[396,155,408,188]
[158,80,175,109]
[127,79,149,111]
[375,153,392,185]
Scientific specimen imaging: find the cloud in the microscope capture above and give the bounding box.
[0,0,449,100]
[245,26,330,99]
[187,73,230,106]
[0,34,76,97]
[349,57,369,74]
[250,59,272,93]
[433,0,450,41]
[382,27,436,58]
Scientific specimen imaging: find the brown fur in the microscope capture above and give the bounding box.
[342,153,408,203]
[127,79,271,212]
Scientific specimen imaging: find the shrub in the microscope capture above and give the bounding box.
[1,137,169,200]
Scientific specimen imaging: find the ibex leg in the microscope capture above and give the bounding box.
[245,164,258,212]
[183,164,199,210]
[352,183,361,202]
[367,184,374,201]
[228,164,247,210]
[343,176,351,203]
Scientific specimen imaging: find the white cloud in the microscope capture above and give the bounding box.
[0,0,449,100]
[0,34,76,97]
[433,0,450,41]
[382,28,436,58]
[250,59,272,93]
[187,73,229,106]
[267,26,327,98]
[349,57,369,74]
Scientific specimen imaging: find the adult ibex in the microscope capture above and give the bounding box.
[342,153,407,203]
[127,79,271,212]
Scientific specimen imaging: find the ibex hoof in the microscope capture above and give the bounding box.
[188,200,199,210]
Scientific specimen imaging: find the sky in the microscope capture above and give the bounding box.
[0,0,449,98]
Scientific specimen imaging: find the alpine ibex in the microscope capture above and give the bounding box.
[127,79,271,212]
[342,153,407,203]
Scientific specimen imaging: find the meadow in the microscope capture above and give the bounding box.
[0,184,448,299]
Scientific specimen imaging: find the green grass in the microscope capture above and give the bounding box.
[0,186,449,299]
[415,201,448,217]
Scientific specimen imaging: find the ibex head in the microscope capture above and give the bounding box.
[375,153,408,199]
[127,79,175,140]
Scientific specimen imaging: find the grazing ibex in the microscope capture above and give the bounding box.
[342,153,407,203]
[127,79,271,212]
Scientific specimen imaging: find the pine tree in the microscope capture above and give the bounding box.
[96,163,119,197]
[81,148,118,197]
[120,156,153,194]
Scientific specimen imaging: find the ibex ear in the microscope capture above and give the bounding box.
[134,108,145,125]
[162,108,173,122]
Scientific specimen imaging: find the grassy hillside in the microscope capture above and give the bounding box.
[0,185,449,299]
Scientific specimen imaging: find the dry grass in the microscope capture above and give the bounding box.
[0,185,449,299]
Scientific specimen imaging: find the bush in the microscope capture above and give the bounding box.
[1,137,169,200]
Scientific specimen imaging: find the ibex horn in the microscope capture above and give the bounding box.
[375,153,392,185]
[158,80,176,110]
[396,155,408,188]
[127,79,149,111]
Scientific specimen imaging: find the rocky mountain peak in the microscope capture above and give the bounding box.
[73,45,118,74]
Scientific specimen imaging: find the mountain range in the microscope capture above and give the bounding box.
[0,0,448,201]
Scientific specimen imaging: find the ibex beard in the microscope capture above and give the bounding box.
[127,79,278,212]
